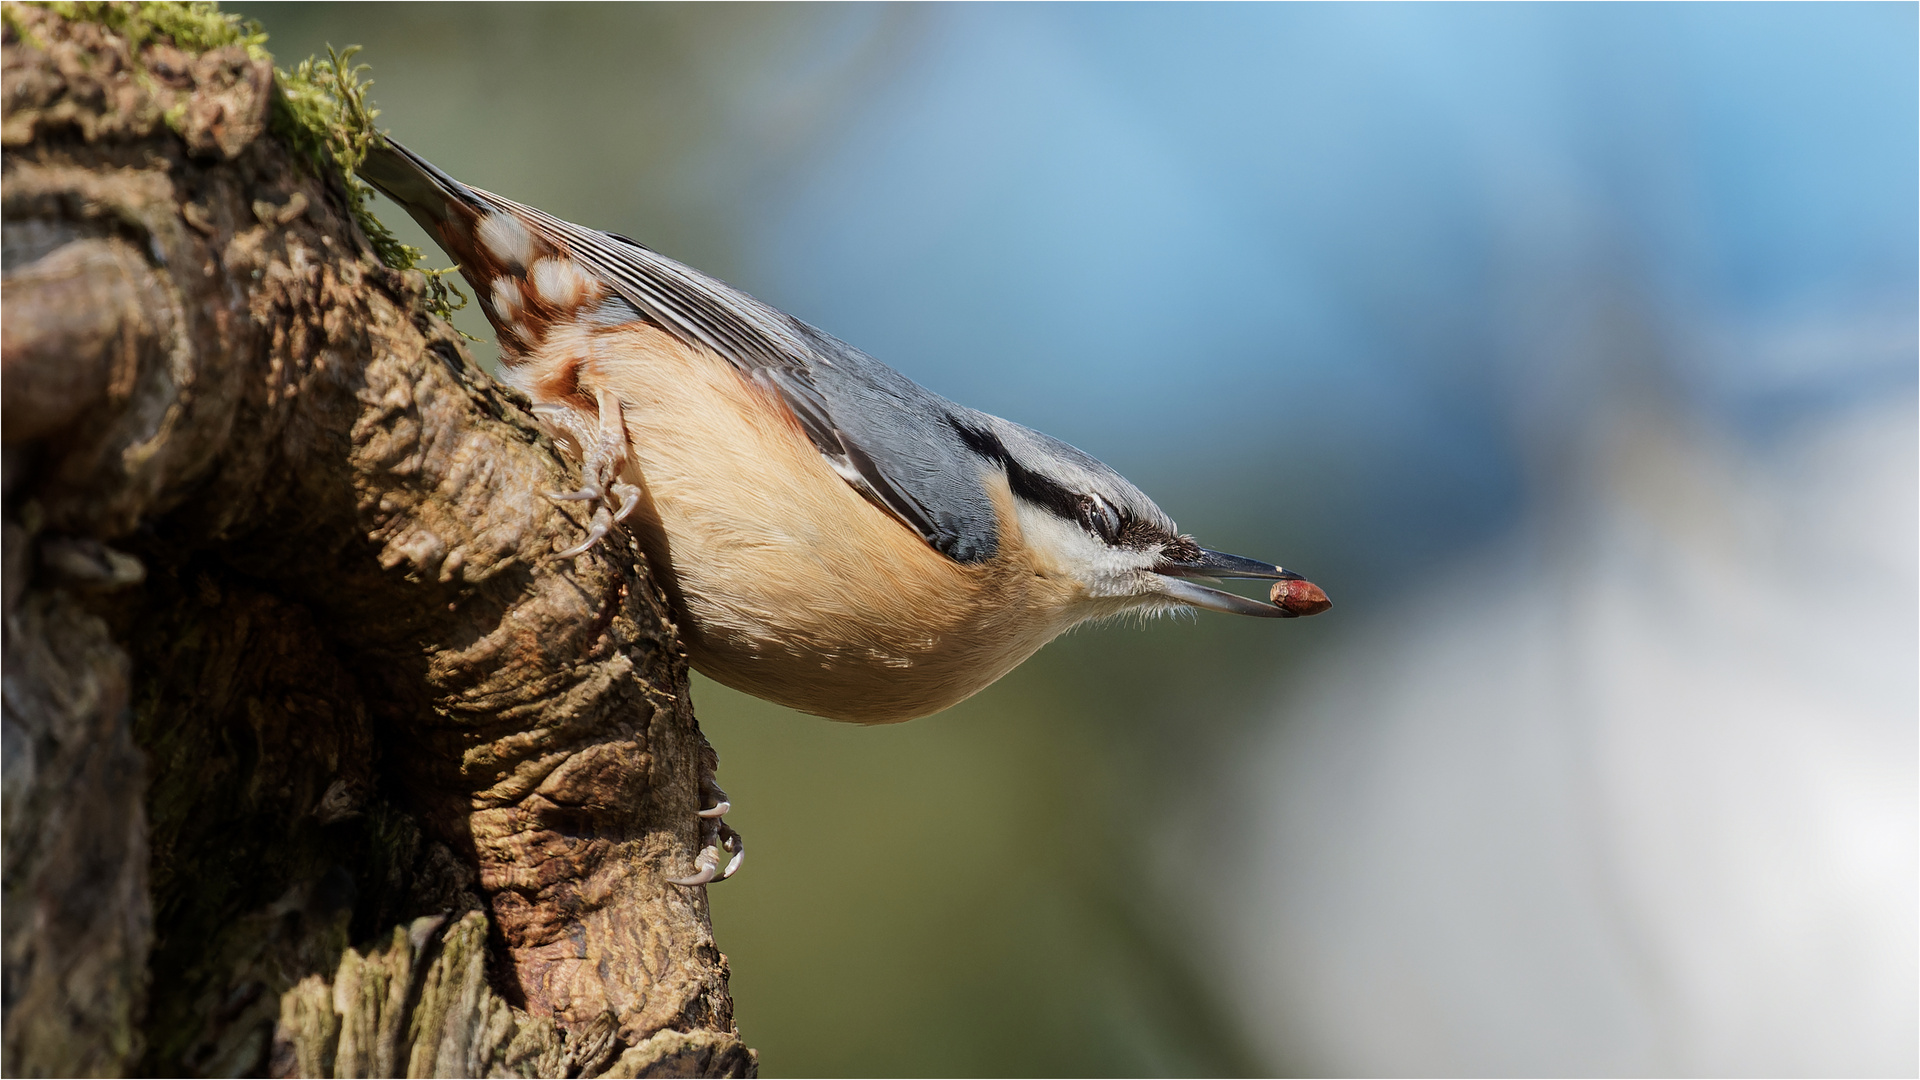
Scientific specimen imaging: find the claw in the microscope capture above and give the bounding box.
[670,845,721,887]
[670,812,746,886]
[538,386,634,557]
[715,824,744,881]
[669,822,742,885]
[672,764,744,887]
[611,482,641,523]
[555,508,611,558]
[672,822,743,886]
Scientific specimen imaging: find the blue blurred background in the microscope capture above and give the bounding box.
[240,4,1917,1075]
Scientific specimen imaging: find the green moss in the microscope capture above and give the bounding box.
[33,0,266,58]
[15,1,467,323]
[273,44,468,321]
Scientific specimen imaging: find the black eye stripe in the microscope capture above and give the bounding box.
[952,418,1157,548]
[951,420,1081,520]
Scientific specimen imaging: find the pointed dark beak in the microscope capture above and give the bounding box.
[1157,548,1302,582]
[1154,548,1331,618]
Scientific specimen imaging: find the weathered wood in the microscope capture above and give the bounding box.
[1,6,752,1075]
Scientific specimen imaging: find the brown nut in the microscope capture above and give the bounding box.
[1271,578,1332,617]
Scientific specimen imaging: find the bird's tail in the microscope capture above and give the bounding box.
[358,138,522,339]
[358,136,484,234]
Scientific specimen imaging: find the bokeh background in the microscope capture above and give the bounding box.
[237,4,1917,1076]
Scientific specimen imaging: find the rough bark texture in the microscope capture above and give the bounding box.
[1,7,753,1076]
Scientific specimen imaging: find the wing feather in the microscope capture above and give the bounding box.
[480,192,949,549]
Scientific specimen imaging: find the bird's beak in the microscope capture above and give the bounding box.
[1154,547,1331,618]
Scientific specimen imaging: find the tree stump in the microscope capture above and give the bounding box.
[1,5,753,1075]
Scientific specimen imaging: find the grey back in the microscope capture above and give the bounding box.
[367,138,1176,564]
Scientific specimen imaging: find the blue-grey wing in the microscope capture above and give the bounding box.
[506,201,1005,562]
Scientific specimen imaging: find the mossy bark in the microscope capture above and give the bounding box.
[1,7,752,1076]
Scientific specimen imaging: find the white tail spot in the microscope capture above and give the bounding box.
[529,257,596,310]
[490,277,523,319]
[477,212,533,269]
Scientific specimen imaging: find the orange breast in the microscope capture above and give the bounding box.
[530,321,1083,723]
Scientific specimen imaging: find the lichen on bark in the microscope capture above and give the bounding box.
[1,4,752,1076]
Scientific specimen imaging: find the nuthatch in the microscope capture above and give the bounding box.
[361,139,1328,882]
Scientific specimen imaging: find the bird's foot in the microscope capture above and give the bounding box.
[670,770,743,886]
[552,479,639,558]
[543,389,640,558]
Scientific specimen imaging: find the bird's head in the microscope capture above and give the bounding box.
[962,415,1330,622]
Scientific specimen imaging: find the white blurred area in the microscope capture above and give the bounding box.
[1213,370,1916,1074]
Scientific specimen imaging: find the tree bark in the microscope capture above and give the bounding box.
[1,7,752,1076]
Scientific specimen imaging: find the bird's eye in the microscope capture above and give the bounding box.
[1079,495,1123,543]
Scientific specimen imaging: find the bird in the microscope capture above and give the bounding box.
[359,137,1329,882]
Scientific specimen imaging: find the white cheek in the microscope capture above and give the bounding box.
[1010,498,1154,599]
